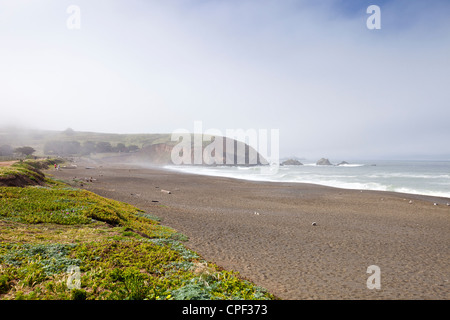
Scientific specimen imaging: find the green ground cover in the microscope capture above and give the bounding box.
[0,161,274,300]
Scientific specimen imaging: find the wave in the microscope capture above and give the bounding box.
[391,187,450,198]
[302,163,365,167]
[337,164,365,167]
[292,180,450,198]
[164,165,450,199]
[366,173,450,179]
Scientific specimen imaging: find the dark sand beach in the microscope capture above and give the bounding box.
[50,160,450,300]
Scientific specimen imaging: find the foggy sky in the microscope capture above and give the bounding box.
[1,0,449,160]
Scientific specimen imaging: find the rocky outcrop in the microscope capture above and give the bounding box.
[281,159,303,166]
[139,143,174,165]
[316,158,332,166]
[114,136,268,166]
[337,161,349,166]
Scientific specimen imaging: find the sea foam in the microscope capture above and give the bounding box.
[165,160,450,198]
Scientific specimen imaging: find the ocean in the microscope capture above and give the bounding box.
[165,160,450,199]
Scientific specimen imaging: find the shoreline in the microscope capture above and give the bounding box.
[50,159,450,299]
[162,163,450,201]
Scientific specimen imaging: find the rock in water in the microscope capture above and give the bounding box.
[281,159,303,166]
[337,161,349,166]
[316,158,332,166]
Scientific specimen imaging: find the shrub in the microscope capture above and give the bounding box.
[123,271,150,300]
[0,243,80,276]
[0,275,11,294]
[14,146,35,157]
[171,280,212,300]
[71,289,87,300]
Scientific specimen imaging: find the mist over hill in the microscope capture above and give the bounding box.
[0,127,267,166]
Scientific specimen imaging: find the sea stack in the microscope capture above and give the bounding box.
[316,158,332,166]
[281,159,303,166]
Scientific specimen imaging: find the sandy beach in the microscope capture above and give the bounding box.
[49,160,450,300]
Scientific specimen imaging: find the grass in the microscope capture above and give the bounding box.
[0,159,65,187]
[0,160,275,300]
[0,162,44,184]
[0,186,175,238]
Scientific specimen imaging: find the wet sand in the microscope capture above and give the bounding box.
[50,160,450,300]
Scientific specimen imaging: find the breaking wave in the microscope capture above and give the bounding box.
[165,161,450,198]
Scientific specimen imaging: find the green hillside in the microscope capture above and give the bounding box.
[0,128,173,156]
[0,128,267,166]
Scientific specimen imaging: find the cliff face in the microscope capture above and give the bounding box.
[123,137,268,166]
[138,143,174,165]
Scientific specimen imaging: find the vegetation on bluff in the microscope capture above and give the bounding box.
[0,160,274,300]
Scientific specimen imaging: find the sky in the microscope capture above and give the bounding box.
[0,0,449,160]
